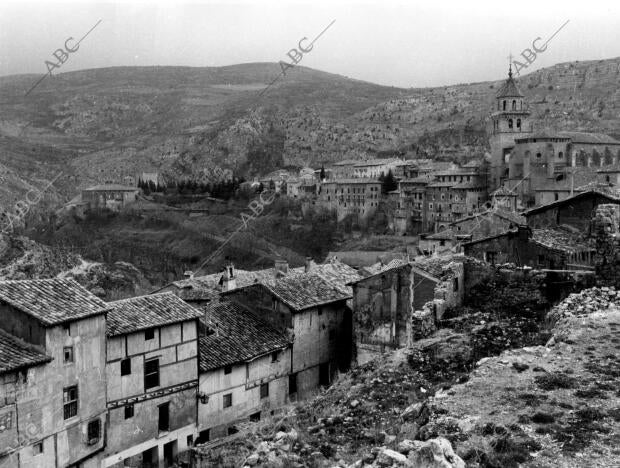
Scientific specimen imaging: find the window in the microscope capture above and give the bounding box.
[319,362,330,386]
[485,252,497,265]
[271,351,279,363]
[453,277,459,292]
[502,100,506,111]
[250,411,261,422]
[87,419,101,444]
[536,152,542,158]
[512,100,516,110]
[145,329,155,341]
[33,442,43,455]
[516,118,521,129]
[224,365,232,375]
[63,346,74,363]
[554,193,559,201]
[63,323,71,336]
[317,307,323,316]
[187,435,194,446]
[508,119,513,129]
[124,404,134,419]
[158,402,169,432]
[63,385,78,419]
[289,373,298,395]
[121,358,131,376]
[260,383,269,399]
[223,393,232,408]
[538,255,545,265]
[144,359,159,390]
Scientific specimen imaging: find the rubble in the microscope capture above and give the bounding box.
[547,286,620,325]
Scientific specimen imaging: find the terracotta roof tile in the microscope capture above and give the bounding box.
[0,329,52,374]
[106,292,203,336]
[199,300,290,372]
[0,279,107,326]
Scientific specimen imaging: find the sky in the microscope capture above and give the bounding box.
[1,0,619,88]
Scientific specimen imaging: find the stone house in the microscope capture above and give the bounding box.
[196,300,291,442]
[523,189,620,232]
[316,179,382,225]
[81,184,140,212]
[0,279,108,468]
[463,226,595,270]
[222,273,353,398]
[102,293,202,468]
[349,261,438,364]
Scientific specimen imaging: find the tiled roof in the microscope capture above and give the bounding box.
[155,266,305,300]
[322,179,381,184]
[353,158,401,167]
[523,189,620,216]
[106,292,203,336]
[413,256,455,279]
[83,184,139,191]
[0,329,52,374]
[309,260,362,293]
[426,229,457,241]
[531,228,593,253]
[496,74,524,98]
[199,300,290,372]
[0,279,108,326]
[558,131,620,145]
[261,274,352,311]
[325,251,407,268]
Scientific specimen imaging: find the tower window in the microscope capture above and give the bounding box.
[536,153,542,158]
[516,119,521,129]
[512,100,516,110]
[558,151,563,159]
[503,100,506,111]
[508,119,513,129]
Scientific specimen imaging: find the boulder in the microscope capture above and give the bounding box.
[376,448,411,467]
[401,402,430,426]
[407,438,464,468]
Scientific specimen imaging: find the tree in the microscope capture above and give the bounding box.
[381,169,398,194]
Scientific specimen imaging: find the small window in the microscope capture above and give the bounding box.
[453,277,459,292]
[63,323,71,336]
[144,359,160,390]
[187,435,194,446]
[124,404,134,419]
[260,383,269,399]
[197,429,210,444]
[289,373,298,395]
[145,329,155,341]
[120,358,131,376]
[33,442,43,455]
[271,351,279,362]
[223,393,232,408]
[158,402,169,432]
[536,152,542,158]
[87,419,101,444]
[63,385,78,419]
[317,307,323,316]
[63,346,74,363]
[224,365,232,375]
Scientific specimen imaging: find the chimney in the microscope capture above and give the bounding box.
[305,256,314,273]
[274,257,289,276]
[220,262,236,291]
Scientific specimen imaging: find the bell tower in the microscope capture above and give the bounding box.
[489,64,532,191]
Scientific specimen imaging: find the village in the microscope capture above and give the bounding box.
[1,60,620,468]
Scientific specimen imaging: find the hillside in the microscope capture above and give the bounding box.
[191,287,620,468]
[1,58,620,215]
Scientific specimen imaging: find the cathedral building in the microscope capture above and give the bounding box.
[489,66,620,208]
